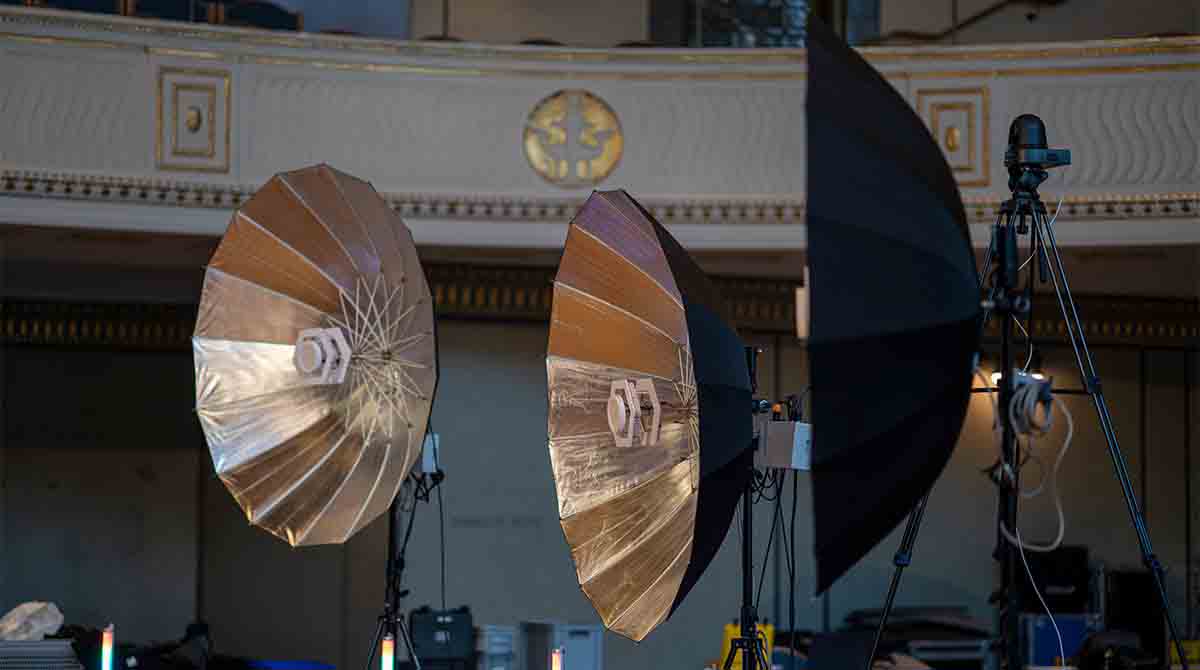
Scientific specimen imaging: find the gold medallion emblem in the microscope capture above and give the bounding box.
[524,90,623,188]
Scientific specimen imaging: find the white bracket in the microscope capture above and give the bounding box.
[421,432,441,474]
[606,378,662,447]
[293,327,351,384]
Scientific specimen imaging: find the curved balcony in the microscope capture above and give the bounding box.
[0,6,1197,251]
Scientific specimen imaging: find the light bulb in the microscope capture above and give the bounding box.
[101,625,114,670]
[381,634,394,670]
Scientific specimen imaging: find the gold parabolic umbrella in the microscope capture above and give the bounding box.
[194,164,436,547]
[548,190,752,642]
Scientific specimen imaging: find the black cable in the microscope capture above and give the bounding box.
[755,476,786,611]
[789,470,798,670]
[428,420,447,612]
[756,469,782,502]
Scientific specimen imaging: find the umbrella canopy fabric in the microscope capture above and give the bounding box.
[194,164,437,547]
[547,190,752,642]
[805,17,981,592]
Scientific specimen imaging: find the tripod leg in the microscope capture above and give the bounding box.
[396,613,421,670]
[1035,215,1190,670]
[864,493,930,670]
[723,640,739,670]
[364,616,386,670]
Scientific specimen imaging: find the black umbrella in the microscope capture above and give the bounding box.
[805,17,982,592]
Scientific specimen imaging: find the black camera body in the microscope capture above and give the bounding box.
[1004,113,1071,171]
[1004,114,1070,194]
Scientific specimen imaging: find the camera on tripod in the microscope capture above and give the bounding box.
[1003,113,1070,183]
[1004,114,1072,172]
[1000,113,1071,225]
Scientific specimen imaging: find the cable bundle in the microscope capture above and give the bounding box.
[976,366,1075,668]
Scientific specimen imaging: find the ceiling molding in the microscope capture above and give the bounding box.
[3,170,1196,227]
[0,169,800,226]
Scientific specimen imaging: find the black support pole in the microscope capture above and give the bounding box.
[1186,349,1194,636]
[994,204,1022,669]
[864,493,931,670]
[742,470,757,670]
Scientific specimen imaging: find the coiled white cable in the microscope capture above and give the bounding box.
[1001,395,1074,553]
[976,368,1075,552]
[1009,378,1054,438]
[978,368,1073,667]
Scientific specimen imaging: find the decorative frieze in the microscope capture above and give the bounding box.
[3,265,1195,348]
[2,170,1195,226]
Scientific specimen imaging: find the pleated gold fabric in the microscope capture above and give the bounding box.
[547,190,700,641]
[194,164,436,547]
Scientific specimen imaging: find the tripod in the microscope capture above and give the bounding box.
[865,114,1188,670]
[364,472,444,670]
[722,348,774,670]
[722,468,768,670]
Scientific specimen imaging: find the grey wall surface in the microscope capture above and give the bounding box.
[2,322,1197,669]
[1,347,200,643]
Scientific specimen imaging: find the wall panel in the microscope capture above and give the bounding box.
[1,348,199,643]
[201,469,346,665]
[0,318,1195,669]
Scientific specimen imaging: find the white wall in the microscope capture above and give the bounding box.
[410,0,650,46]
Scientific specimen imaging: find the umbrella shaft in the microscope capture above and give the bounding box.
[742,346,761,670]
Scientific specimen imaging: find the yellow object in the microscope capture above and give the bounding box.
[523,90,623,188]
[719,622,776,670]
[1169,640,1200,664]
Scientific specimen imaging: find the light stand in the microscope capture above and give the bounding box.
[990,132,1036,668]
[988,114,1187,670]
[724,445,761,670]
[863,493,931,669]
[722,348,772,670]
[865,114,1188,670]
[363,470,445,670]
